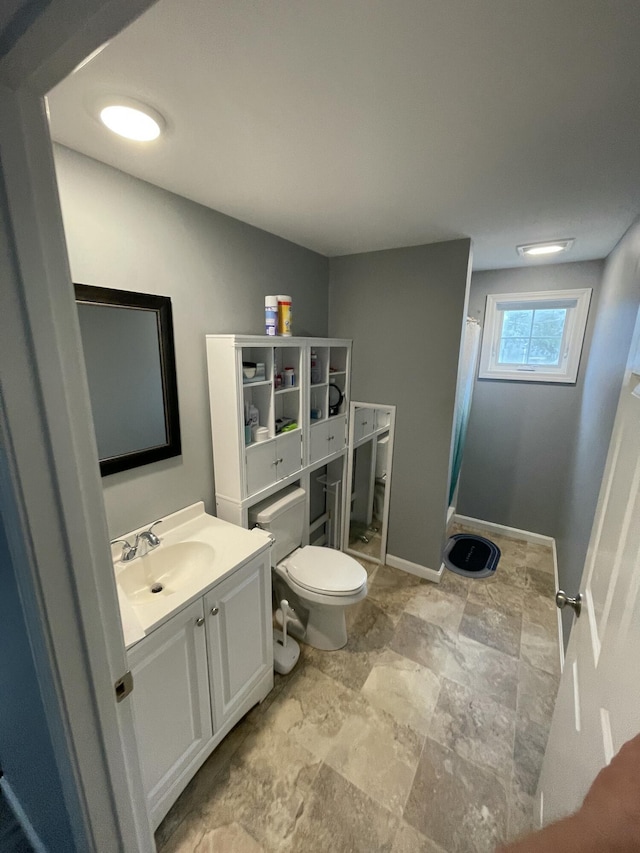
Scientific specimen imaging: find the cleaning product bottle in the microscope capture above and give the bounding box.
[277,295,292,336]
[265,295,278,336]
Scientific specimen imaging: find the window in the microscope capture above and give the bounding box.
[478,288,592,383]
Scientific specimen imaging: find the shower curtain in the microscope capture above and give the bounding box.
[448,318,481,506]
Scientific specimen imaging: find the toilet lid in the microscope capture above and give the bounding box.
[286,546,367,596]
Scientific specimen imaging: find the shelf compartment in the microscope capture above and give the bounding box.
[329,346,349,374]
[243,382,273,439]
[275,384,300,427]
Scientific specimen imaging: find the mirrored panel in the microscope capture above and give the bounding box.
[343,402,395,564]
[75,284,181,476]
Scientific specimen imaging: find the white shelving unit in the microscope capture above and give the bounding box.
[206,335,352,533]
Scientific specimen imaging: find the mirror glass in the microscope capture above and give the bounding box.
[343,402,395,564]
[75,284,181,476]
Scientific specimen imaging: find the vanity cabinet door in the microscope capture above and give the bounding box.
[205,553,272,731]
[127,598,212,821]
[245,440,277,495]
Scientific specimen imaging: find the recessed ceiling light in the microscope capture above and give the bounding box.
[98,98,164,141]
[517,239,574,258]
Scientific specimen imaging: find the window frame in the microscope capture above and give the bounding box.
[478,288,592,383]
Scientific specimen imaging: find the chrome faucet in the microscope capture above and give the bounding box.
[110,520,163,562]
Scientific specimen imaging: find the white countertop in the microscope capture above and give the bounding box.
[112,503,271,648]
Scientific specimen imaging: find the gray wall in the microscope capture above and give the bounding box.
[0,514,75,851]
[54,145,329,537]
[457,261,604,536]
[555,222,640,640]
[329,239,472,570]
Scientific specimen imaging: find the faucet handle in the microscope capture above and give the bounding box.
[110,538,136,562]
[146,519,163,546]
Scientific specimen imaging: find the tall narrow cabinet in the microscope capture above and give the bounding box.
[206,336,352,531]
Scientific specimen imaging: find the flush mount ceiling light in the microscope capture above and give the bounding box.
[517,239,575,258]
[98,98,165,141]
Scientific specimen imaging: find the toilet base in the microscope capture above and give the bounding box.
[304,605,348,651]
[272,563,367,652]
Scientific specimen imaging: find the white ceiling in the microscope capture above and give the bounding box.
[47,0,640,269]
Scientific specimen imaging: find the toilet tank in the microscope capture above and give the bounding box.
[249,486,306,565]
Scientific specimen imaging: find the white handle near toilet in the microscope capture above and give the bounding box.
[280,599,290,647]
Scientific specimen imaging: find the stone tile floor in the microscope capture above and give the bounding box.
[156,526,560,853]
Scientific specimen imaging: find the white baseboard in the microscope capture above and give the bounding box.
[0,778,47,853]
[386,553,443,583]
[453,514,554,546]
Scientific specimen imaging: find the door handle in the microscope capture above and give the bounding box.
[555,590,582,617]
[195,616,205,627]
[210,607,219,616]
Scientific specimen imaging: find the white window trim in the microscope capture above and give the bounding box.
[478,288,592,384]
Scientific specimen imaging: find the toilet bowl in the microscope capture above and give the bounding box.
[249,486,367,650]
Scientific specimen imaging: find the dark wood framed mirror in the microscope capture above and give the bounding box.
[74,284,181,476]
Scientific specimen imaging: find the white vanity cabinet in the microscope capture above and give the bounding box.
[126,549,273,829]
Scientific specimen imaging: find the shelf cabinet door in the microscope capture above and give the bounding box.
[245,441,277,495]
[127,599,212,819]
[327,416,347,455]
[276,431,302,480]
[205,553,273,731]
[309,420,330,463]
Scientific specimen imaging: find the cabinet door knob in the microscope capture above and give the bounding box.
[195,616,205,627]
[210,607,219,616]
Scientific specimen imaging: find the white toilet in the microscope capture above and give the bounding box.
[249,486,367,650]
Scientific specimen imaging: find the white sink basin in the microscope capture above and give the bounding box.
[112,502,272,647]
[118,541,215,605]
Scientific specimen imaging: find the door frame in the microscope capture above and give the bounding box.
[0,1,158,850]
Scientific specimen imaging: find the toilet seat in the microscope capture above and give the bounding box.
[284,546,367,597]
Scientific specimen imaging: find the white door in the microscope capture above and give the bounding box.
[205,554,272,730]
[127,599,212,825]
[538,307,640,823]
